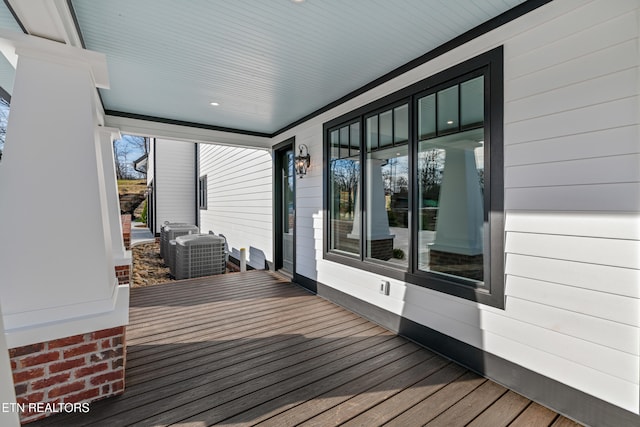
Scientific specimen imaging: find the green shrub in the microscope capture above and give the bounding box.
[140,199,148,225]
[392,248,405,260]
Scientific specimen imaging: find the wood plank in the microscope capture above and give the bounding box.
[127,320,378,395]
[384,372,486,427]
[551,416,585,427]
[126,305,356,371]
[467,390,530,427]
[128,293,332,344]
[126,310,366,381]
[217,343,427,426]
[285,356,451,427]
[509,402,561,427]
[340,364,469,427]
[30,270,576,427]
[135,337,407,426]
[65,324,392,426]
[425,380,507,426]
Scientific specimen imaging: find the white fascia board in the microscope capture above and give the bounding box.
[105,114,272,151]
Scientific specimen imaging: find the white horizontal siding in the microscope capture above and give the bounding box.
[271,0,640,415]
[199,144,272,269]
[154,139,196,234]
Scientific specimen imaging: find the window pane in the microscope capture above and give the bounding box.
[330,130,340,158]
[418,95,436,140]
[366,116,378,152]
[394,104,408,144]
[365,145,408,266]
[350,122,360,157]
[329,141,361,255]
[461,76,484,128]
[379,110,393,148]
[417,128,484,281]
[339,126,350,158]
[437,85,458,134]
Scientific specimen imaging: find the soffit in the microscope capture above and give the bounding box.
[2,1,532,134]
[69,0,526,135]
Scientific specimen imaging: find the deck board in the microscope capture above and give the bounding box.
[31,270,581,426]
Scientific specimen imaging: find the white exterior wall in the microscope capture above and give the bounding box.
[274,0,639,414]
[151,138,197,234]
[199,144,273,269]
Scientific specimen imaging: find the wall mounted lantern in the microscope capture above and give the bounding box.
[295,144,310,178]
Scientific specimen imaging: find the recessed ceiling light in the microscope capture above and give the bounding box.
[291,0,305,3]
[210,102,219,106]
[447,120,454,125]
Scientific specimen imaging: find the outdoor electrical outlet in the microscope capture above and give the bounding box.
[379,280,390,295]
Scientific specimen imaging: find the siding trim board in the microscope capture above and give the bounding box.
[292,273,640,427]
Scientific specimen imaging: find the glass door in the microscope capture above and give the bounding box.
[281,149,294,272]
[275,142,295,274]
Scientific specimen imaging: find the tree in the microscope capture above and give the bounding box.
[113,134,147,179]
[0,98,9,162]
[331,159,360,219]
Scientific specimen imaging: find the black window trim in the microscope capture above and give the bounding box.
[323,46,504,308]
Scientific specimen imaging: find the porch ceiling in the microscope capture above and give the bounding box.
[2,0,529,136]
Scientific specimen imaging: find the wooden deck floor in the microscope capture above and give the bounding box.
[33,271,581,426]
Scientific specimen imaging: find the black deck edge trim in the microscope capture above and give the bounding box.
[293,272,640,427]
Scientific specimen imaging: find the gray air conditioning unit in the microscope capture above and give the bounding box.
[161,224,199,265]
[174,234,226,280]
[159,222,188,258]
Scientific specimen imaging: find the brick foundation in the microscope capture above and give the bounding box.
[429,250,483,281]
[114,264,131,285]
[9,326,126,424]
[120,214,131,250]
[368,238,393,261]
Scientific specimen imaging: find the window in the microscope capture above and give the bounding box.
[198,175,207,209]
[324,47,504,307]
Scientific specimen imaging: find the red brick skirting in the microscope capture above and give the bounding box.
[9,326,126,424]
[120,214,131,250]
[114,264,131,285]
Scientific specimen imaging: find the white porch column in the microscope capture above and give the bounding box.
[98,127,132,270]
[431,145,484,255]
[0,300,19,427]
[0,31,128,348]
[349,158,394,240]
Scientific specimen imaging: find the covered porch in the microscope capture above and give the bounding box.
[32,270,578,426]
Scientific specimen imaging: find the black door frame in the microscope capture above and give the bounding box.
[273,137,295,273]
